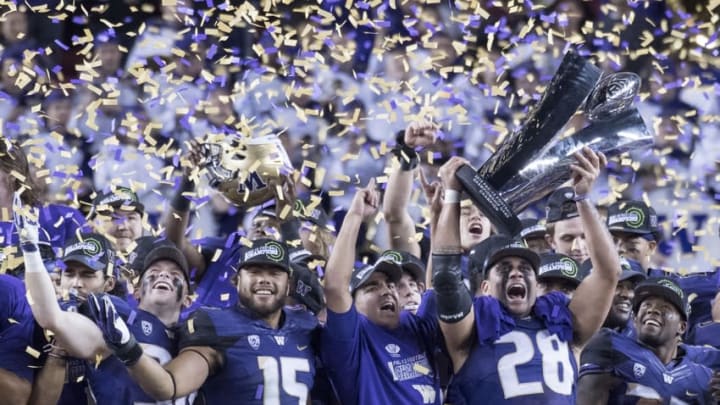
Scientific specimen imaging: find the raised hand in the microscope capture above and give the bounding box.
[570,146,607,197]
[348,178,379,220]
[12,192,39,251]
[419,168,443,220]
[404,120,439,149]
[180,139,205,178]
[437,156,470,192]
[83,294,143,366]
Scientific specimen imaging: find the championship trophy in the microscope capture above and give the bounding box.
[203,134,293,207]
[456,50,653,236]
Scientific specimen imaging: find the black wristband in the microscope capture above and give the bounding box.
[117,339,144,366]
[393,131,419,171]
[170,176,195,212]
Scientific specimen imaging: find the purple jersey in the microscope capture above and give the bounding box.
[179,306,318,404]
[87,302,190,405]
[451,292,577,404]
[580,329,714,404]
[675,271,720,334]
[687,321,720,348]
[320,304,442,405]
[182,235,243,318]
[0,274,40,382]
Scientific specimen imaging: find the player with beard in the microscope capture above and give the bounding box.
[431,148,619,403]
[86,238,319,404]
[321,180,442,405]
[16,197,194,404]
[578,277,716,404]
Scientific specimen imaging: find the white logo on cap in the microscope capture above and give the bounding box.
[354,266,374,282]
[244,242,284,262]
[64,239,103,257]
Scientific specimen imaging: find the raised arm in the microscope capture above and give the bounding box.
[567,147,620,347]
[432,157,475,371]
[421,170,443,288]
[15,195,109,360]
[324,179,379,314]
[383,123,437,256]
[164,140,208,279]
[84,293,221,399]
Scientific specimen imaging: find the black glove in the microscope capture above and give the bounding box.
[83,293,143,366]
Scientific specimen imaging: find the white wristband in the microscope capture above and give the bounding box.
[443,189,461,204]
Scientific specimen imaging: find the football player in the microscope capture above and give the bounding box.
[431,148,619,403]
[578,277,715,403]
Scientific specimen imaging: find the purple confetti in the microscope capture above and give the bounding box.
[54,39,70,51]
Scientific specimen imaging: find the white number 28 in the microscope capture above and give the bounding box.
[496,330,574,399]
[257,356,310,405]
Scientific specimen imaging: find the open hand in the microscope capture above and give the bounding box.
[570,146,606,197]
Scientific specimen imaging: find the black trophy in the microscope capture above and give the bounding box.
[456,50,653,236]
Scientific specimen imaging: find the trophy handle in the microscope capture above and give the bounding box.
[456,165,522,236]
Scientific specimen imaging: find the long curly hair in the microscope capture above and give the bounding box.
[0,138,41,206]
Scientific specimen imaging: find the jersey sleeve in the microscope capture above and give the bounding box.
[0,276,39,382]
[579,329,628,377]
[319,305,362,376]
[414,290,442,348]
[177,308,234,352]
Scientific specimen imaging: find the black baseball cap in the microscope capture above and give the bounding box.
[349,257,403,295]
[519,218,546,239]
[294,199,335,232]
[580,257,647,284]
[239,239,291,274]
[379,250,425,283]
[633,277,689,320]
[290,262,325,314]
[618,257,647,284]
[537,253,583,287]
[606,200,660,241]
[546,187,580,224]
[91,186,144,216]
[140,240,190,282]
[62,233,116,276]
[469,235,541,278]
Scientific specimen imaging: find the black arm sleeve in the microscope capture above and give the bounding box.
[432,253,472,323]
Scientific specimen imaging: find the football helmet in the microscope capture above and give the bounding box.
[203,134,293,207]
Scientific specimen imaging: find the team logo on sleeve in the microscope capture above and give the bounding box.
[248,335,260,350]
[141,320,153,336]
[633,362,646,378]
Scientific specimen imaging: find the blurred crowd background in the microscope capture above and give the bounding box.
[1,0,719,271]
